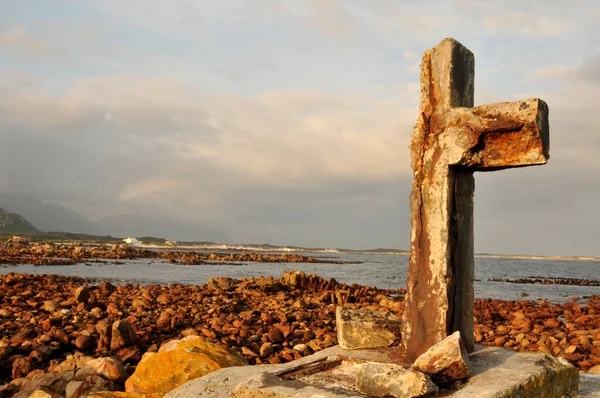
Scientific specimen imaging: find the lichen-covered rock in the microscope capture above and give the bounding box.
[355,362,438,398]
[124,336,247,394]
[336,307,401,349]
[411,331,471,381]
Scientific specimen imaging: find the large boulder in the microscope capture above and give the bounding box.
[125,336,247,394]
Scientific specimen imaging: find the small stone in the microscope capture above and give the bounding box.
[27,391,61,398]
[42,301,60,312]
[356,362,438,398]
[70,375,118,397]
[87,357,127,382]
[259,343,273,358]
[18,371,74,395]
[293,344,312,356]
[75,366,96,381]
[110,320,138,351]
[65,381,83,398]
[75,335,95,351]
[12,357,32,379]
[74,287,91,304]
[0,383,18,398]
[412,331,472,381]
[336,307,401,349]
[10,329,36,345]
[156,312,172,330]
[268,326,284,344]
[241,347,258,358]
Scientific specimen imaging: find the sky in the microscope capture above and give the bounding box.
[0,0,599,256]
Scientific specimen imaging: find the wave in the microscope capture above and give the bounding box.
[142,242,407,256]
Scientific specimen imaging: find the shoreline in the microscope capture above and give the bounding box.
[1,270,600,389]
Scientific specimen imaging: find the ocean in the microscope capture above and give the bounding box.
[2,249,599,303]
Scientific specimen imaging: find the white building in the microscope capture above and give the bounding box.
[123,237,142,246]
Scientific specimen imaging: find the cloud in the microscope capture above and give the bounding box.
[1,0,600,254]
[0,74,413,223]
[575,54,600,85]
[0,26,63,59]
[483,12,569,37]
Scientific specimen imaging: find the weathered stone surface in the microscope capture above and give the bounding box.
[65,381,83,398]
[453,346,578,397]
[68,375,118,398]
[355,362,438,398]
[336,307,401,349]
[86,358,127,382]
[401,37,550,359]
[12,358,32,380]
[18,371,75,395]
[125,336,247,394]
[0,383,19,398]
[206,277,238,291]
[412,331,471,381]
[166,345,583,398]
[579,373,600,397]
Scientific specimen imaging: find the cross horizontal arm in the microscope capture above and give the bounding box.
[453,98,550,171]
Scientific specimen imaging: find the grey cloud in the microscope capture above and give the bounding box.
[575,54,600,85]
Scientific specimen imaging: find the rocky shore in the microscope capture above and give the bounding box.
[0,241,359,266]
[1,270,600,397]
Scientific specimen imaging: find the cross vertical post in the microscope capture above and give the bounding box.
[401,38,550,359]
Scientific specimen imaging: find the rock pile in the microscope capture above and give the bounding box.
[0,271,402,397]
[474,297,600,372]
[337,308,472,397]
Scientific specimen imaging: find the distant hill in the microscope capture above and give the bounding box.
[0,207,40,234]
[0,192,230,242]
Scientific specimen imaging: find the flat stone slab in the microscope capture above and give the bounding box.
[336,307,401,349]
[452,346,578,397]
[165,345,583,398]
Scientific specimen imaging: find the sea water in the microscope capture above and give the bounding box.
[1,251,599,303]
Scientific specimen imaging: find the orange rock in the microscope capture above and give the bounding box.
[125,336,247,394]
[565,345,578,354]
[86,393,163,398]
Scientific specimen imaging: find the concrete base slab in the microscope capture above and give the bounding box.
[580,374,600,397]
[165,345,583,398]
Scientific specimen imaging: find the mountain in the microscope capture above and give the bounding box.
[92,214,230,242]
[0,192,229,242]
[0,207,40,234]
[0,193,92,233]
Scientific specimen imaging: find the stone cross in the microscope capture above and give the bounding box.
[400,38,550,359]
